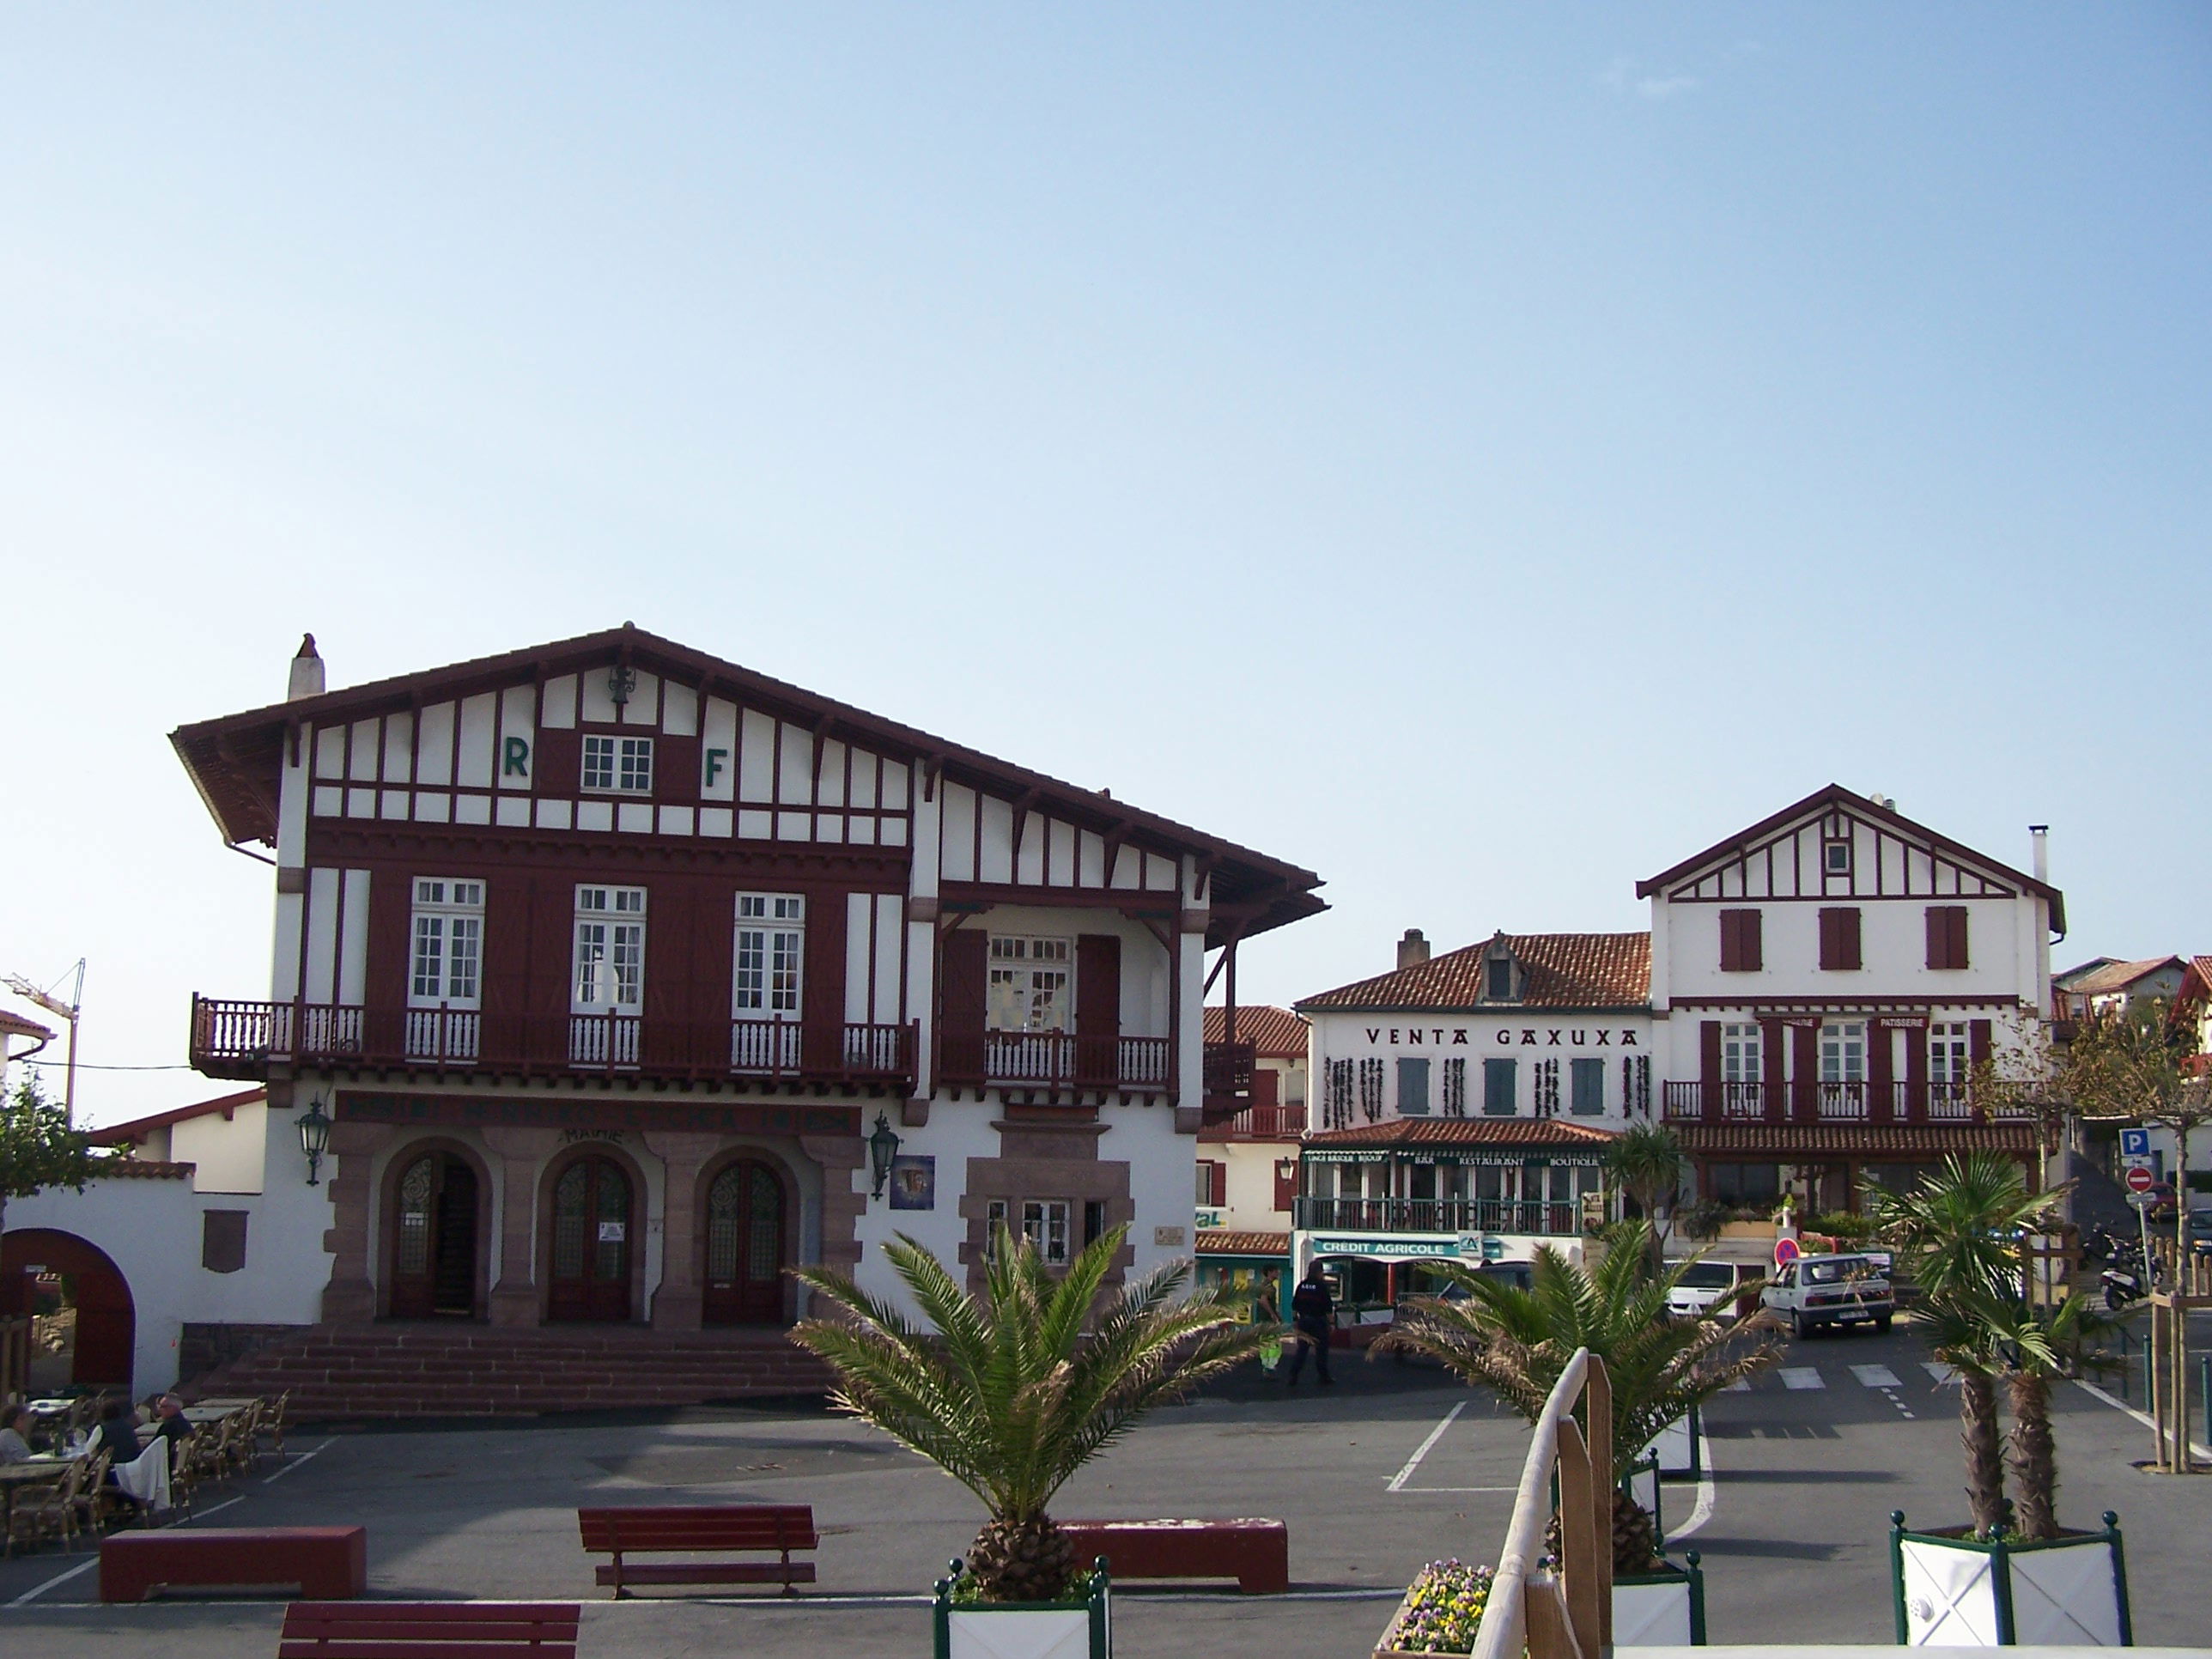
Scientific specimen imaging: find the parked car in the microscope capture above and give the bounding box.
[1665,1259,1763,1321]
[1761,1253,1893,1338]
[2190,1207,2212,1256]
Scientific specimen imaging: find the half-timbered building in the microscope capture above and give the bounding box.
[167,628,1322,1410]
[1641,785,2062,1208]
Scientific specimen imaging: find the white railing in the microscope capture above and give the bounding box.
[1473,1346,1613,1659]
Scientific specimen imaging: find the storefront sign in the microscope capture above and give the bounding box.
[1358,1026,1639,1048]
[1308,1235,1464,1260]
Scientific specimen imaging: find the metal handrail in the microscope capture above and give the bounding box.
[1473,1346,1613,1659]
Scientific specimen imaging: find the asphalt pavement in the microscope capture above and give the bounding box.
[3,1322,2207,1656]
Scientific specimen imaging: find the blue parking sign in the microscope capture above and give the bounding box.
[2120,1128,2152,1158]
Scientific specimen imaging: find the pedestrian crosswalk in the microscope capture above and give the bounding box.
[1740,1362,1950,1395]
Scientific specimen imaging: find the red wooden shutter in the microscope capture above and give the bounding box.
[1949,907,1971,969]
[1720,909,1763,971]
[1206,1160,1227,1206]
[939,930,988,1084]
[1970,1019,1992,1066]
[1818,908,1862,970]
[1699,1020,1723,1117]
[1791,1024,1819,1122]
[1075,933,1121,1085]
[1273,1159,1296,1212]
[483,875,535,1063]
[363,871,411,1054]
[1905,1024,1930,1121]
[1926,906,1970,969]
[1869,1019,1894,1123]
[1760,1018,1789,1122]
[802,890,848,1073]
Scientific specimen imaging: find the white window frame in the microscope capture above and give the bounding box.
[1929,1021,1972,1097]
[732,893,805,1018]
[409,878,485,1008]
[573,885,647,1012]
[987,935,1073,1033]
[1721,1023,1761,1083]
[1021,1198,1072,1266]
[1819,1021,1867,1083]
[1824,838,1852,875]
[581,733,655,796]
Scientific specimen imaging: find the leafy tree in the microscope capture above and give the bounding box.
[789,1224,1268,1602]
[1605,1122,1685,1273]
[1376,1223,1782,1572]
[0,1073,95,1239]
[1867,1152,2060,1538]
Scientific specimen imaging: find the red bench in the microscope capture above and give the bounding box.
[100,1525,367,1603]
[576,1504,818,1597]
[1057,1518,1289,1594]
[280,1602,580,1657]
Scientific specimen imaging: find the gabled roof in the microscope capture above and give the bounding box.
[1296,933,1651,1014]
[1202,1005,1309,1058]
[2053,957,2120,990]
[168,625,1324,944]
[92,1087,265,1149]
[1304,1118,1620,1150]
[2062,957,2184,998]
[1634,784,2065,933]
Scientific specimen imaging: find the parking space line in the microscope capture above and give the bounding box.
[1385,1400,1465,1492]
[1665,1420,1716,1545]
[1779,1367,1825,1390]
[260,1437,337,1485]
[8,1494,248,1606]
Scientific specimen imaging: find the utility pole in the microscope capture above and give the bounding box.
[5,960,84,1126]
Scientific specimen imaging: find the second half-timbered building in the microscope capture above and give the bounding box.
[167,627,1322,1407]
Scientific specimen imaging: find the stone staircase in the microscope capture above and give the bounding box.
[183,1323,832,1419]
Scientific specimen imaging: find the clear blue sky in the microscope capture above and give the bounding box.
[3,7,2207,1124]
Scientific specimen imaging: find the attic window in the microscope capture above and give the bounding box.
[1486,956,1516,1000]
[1823,839,1851,875]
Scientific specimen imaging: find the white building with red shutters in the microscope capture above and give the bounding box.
[1193,1004,1309,1320]
[1641,785,2061,1211]
[143,627,1322,1412]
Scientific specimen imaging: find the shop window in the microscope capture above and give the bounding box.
[1706,1163,1781,1204]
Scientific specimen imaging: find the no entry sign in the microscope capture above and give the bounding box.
[2125,1164,2156,1194]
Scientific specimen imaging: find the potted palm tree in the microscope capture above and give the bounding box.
[1376,1223,1778,1646]
[1870,1153,2134,1647]
[790,1222,1268,1659]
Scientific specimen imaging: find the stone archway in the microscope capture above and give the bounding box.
[1,1228,137,1389]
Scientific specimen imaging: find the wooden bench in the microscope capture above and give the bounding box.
[280,1602,580,1657]
[1057,1518,1289,1594]
[100,1525,368,1603]
[576,1504,818,1597]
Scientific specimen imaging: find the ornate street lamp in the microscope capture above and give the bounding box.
[867,1111,902,1201]
[607,663,637,710]
[297,1095,332,1186]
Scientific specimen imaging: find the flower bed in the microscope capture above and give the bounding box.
[1375,1559,1494,1656]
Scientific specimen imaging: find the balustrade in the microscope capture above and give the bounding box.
[1660,1077,1998,1125]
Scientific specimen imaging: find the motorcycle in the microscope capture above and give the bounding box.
[2100,1240,2150,1310]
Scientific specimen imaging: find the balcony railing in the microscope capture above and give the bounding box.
[1199,1103,1308,1141]
[1660,1079,1990,1126]
[191,996,915,1089]
[936,1030,1173,1091]
[1293,1195,1582,1237]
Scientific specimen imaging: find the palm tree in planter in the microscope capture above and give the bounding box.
[1605,1123,1685,1274]
[1869,1154,2134,1646]
[789,1221,1268,1616]
[1377,1224,1782,1574]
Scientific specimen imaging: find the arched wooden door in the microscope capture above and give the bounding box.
[702,1160,786,1325]
[0,1229,134,1388]
[389,1152,479,1319]
[549,1155,632,1322]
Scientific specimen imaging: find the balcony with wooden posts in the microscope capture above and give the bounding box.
[189,996,916,1094]
[1293,1194,1583,1237]
[1660,1079,2005,1126]
[934,1029,1173,1096]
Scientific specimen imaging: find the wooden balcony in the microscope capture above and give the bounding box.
[1293,1195,1581,1237]
[1198,1103,1307,1142]
[190,996,916,1092]
[1660,1079,1990,1127]
[935,1030,1172,1093]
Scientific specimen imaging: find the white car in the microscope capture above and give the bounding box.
[1665,1260,1760,1321]
[1761,1253,1893,1338]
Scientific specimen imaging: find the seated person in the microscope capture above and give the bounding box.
[149,1394,191,1468]
[0,1403,33,1463]
[88,1395,143,1478]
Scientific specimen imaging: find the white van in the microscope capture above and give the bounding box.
[1665,1259,1762,1321]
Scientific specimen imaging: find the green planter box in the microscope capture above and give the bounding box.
[1615,1552,1707,1646]
[933,1559,1112,1659]
[1889,1510,2133,1647]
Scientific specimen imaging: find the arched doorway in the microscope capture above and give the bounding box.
[702,1160,786,1325]
[0,1229,135,1389]
[549,1155,632,1322]
[388,1152,480,1319]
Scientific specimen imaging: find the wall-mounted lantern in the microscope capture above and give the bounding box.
[607,664,637,711]
[297,1095,332,1186]
[867,1111,902,1200]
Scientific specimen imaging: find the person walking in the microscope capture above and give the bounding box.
[1285,1262,1334,1387]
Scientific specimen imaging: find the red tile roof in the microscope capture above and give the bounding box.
[1194,1231,1291,1256]
[2063,957,2184,998]
[93,1087,266,1148]
[0,1010,53,1042]
[91,1158,196,1180]
[1297,933,1650,1013]
[1201,1006,1308,1058]
[1304,1118,1620,1150]
[1674,1124,2037,1155]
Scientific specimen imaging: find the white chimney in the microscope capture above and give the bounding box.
[288,634,325,702]
[1397,928,1431,970]
[2030,824,2049,883]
